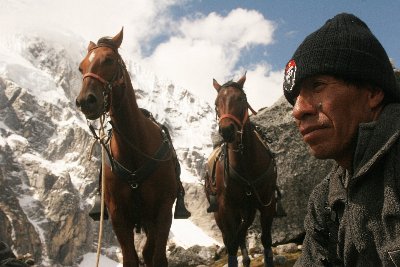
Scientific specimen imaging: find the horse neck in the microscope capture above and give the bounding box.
[228,121,271,178]
[110,68,148,147]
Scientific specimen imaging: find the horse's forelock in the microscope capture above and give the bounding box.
[216,81,247,106]
[97,37,118,51]
[221,81,243,91]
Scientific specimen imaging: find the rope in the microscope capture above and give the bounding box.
[95,115,107,267]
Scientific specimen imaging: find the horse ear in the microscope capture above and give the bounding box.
[87,41,96,51]
[237,71,247,87]
[213,78,222,92]
[112,27,124,49]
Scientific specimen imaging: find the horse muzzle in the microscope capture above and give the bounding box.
[219,124,235,143]
[75,93,103,120]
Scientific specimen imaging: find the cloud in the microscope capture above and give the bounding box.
[243,65,284,111]
[141,8,282,110]
[179,8,274,48]
[0,0,182,57]
[1,0,284,109]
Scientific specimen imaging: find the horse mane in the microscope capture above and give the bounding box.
[97,37,118,51]
[221,81,243,91]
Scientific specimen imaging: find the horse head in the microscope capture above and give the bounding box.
[214,73,249,143]
[76,28,124,120]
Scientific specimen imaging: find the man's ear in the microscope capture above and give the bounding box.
[368,87,385,109]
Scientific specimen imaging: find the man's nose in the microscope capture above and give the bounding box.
[292,92,316,120]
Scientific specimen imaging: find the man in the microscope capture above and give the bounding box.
[283,13,400,266]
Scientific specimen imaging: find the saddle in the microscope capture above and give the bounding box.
[204,146,223,191]
[204,145,222,213]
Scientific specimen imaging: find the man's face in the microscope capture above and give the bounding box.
[292,75,376,164]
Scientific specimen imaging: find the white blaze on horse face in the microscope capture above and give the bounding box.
[89,51,96,62]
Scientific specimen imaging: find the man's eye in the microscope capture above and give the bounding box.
[312,81,326,91]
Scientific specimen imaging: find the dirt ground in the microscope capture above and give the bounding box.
[211,251,301,267]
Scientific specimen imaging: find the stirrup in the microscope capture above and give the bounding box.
[174,194,191,219]
[206,194,218,213]
[89,195,109,221]
[275,199,287,218]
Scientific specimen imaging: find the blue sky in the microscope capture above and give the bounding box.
[169,0,400,70]
[2,0,399,110]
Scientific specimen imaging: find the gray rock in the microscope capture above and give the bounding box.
[251,97,334,244]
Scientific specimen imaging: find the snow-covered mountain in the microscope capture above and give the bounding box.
[0,28,220,266]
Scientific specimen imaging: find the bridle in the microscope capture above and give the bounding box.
[216,85,257,153]
[82,44,125,115]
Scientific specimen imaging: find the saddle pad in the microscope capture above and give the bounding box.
[207,145,222,176]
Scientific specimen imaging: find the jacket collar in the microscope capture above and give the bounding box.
[328,103,400,206]
[352,103,400,179]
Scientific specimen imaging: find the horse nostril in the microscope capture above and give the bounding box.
[219,124,235,142]
[87,94,97,105]
[75,98,81,108]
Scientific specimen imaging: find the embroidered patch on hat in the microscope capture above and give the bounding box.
[283,59,297,93]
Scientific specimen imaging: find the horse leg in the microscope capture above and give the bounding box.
[260,210,275,267]
[264,247,274,267]
[219,219,241,267]
[238,209,255,267]
[240,242,250,267]
[142,225,155,267]
[112,225,138,267]
[228,254,238,267]
[144,200,173,267]
[220,223,239,267]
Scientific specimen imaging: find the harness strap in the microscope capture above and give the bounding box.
[105,130,171,189]
[219,109,249,129]
[228,158,276,207]
[228,157,275,188]
[83,72,108,84]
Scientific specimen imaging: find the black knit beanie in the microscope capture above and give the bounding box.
[283,13,400,105]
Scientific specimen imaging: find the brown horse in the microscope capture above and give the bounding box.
[204,74,277,267]
[75,29,189,267]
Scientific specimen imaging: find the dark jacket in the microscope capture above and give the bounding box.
[295,103,400,267]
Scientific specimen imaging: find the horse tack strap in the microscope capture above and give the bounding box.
[228,156,276,188]
[228,158,276,207]
[105,131,172,189]
[218,109,249,129]
[83,73,108,85]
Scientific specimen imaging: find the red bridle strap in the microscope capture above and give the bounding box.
[219,108,249,129]
[83,72,108,85]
